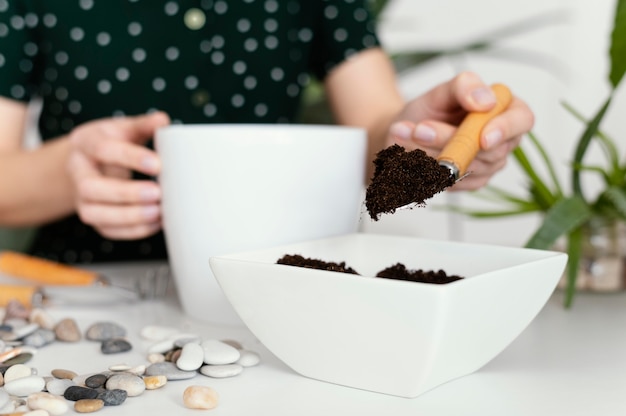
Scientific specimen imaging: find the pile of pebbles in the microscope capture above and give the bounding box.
[0,299,261,413]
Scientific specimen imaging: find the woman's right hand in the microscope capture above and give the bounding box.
[66,111,171,240]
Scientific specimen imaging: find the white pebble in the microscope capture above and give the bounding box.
[147,352,165,363]
[4,364,33,383]
[29,308,56,330]
[176,342,204,371]
[72,373,95,386]
[3,375,46,396]
[0,389,9,409]
[200,364,243,378]
[25,410,51,416]
[0,400,15,414]
[106,373,146,397]
[129,364,146,376]
[237,350,261,367]
[147,339,175,354]
[183,385,219,410]
[201,339,240,365]
[46,378,75,396]
[109,363,132,372]
[6,323,39,341]
[27,392,69,416]
[140,325,180,341]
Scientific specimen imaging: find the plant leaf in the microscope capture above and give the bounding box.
[572,97,613,197]
[600,186,626,220]
[525,196,592,249]
[512,146,556,208]
[527,131,563,197]
[563,226,583,308]
[609,0,626,88]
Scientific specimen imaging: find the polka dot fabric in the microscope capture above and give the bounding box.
[0,0,380,263]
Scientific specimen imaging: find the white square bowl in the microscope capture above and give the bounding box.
[209,233,567,398]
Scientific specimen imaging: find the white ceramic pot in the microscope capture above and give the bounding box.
[156,124,367,325]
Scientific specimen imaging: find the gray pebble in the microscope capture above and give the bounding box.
[64,385,99,401]
[22,328,56,348]
[145,362,197,380]
[85,374,108,389]
[86,321,126,341]
[101,338,132,354]
[97,388,127,406]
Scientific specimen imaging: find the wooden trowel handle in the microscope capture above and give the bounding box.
[0,251,98,286]
[437,83,513,176]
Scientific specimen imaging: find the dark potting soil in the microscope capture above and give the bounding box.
[376,263,463,284]
[276,254,360,275]
[276,255,463,284]
[365,144,456,221]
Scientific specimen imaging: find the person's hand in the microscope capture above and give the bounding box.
[66,111,171,240]
[387,71,534,190]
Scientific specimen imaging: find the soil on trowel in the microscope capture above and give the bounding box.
[365,144,456,221]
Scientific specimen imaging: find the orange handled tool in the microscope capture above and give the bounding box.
[437,83,513,179]
[0,251,139,307]
[0,251,99,286]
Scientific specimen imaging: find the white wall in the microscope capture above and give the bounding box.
[359,0,623,247]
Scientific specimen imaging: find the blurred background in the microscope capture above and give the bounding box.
[360,0,623,247]
[2,0,622,251]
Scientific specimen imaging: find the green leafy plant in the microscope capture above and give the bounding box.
[453,0,626,308]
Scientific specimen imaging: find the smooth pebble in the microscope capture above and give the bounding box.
[147,353,165,363]
[200,364,243,378]
[23,328,56,348]
[64,385,99,401]
[85,321,126,341]
[0,389,8,409]
[54,318,81,342]
[237,350,261,367]
[201,339,240,365]
[46,378,75,396]
[29,308,56,330]
[6,323,39,341]
[85,374,107,389]
[145,362,197,380]
[27,392,70,416]
[4,363,33,383]
[176,342,204,371]
[143,374,167,390]
[97,388,127,406]
[183,385,219,410]
[140,325,180,341]
[74,398,104,413]
[173,336,202,348]
[106,374,146,397]
[24,409,51,416]
[3,375,46,396]
[51,369,77,380]
[147,339,175,354]
[101,338,132,354]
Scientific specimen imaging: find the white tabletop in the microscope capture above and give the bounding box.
[14,262,626,416]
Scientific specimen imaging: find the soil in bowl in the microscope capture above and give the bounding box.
[276,254,464,284]
[365,144,455,221]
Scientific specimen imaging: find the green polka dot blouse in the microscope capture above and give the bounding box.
[0,0,380,263]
